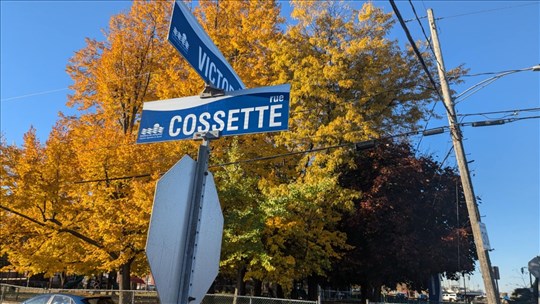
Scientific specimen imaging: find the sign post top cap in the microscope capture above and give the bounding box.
[193,130,220,141]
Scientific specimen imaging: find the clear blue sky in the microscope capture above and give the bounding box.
[1,0,538,295]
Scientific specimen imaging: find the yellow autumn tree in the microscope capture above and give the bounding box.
[0,1,463,300]
[195,0,284,88]
[1,1,194,297]
[247,1,444,296]
[2,0,288,295]
[64,0,199,292]
[193,0,291,176]
[3,0,289,290]
[274,1,436,167]
[0,126,94,279]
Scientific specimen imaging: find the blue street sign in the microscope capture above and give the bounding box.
[137,84,290,144]
[168,0,245,91]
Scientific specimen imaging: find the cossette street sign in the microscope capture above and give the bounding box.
[136,84,290,144]
[168,0,245,91]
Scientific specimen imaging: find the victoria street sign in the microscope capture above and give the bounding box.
[168,0,245,91]
[137,84,290,144]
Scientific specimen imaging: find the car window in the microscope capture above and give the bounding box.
[51,295,73,304]
[24,295,52,304]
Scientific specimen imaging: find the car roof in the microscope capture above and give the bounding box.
[40,293,108,299]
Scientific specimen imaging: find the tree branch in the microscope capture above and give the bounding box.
[0,204,118,260]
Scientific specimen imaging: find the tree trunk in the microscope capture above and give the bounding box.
[118,261,133,304]
[307,276,319,301]
[59,272,66,288]
[253,279,262,296]
[119,262,131,290]
[533,278,539,303]
[361,283,369,304]
[276,284,284,298]
[107,271,117,289]
[372,283,382,302]
[235,264,247,295]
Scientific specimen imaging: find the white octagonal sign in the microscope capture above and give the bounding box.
[145,155,223,304]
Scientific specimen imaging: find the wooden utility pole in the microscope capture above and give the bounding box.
[427,9,501,304]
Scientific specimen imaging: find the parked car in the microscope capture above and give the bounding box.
[443,293,458,302]
[472,295,487,304]
[22,293,115,304]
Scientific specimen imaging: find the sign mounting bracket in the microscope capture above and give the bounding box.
[200,84,225,99]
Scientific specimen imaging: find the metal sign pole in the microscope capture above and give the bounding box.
[178,130,220,303]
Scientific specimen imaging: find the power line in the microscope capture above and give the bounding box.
[73,173,152,184]
[461,68,540,78]
[1,72,152,103]
[457,107,540,118]
[29,107,538,174]
[404,3,538,22]
[69,115,539,184]
[454,66,539,104]
[466,115,540,126]
[438,3,538,21]
[72,125,452,183]
[390,0,449,152]
[1,88,69,102]
[408,0,435,57]
[210,143,351,168]
[389,0,443,102]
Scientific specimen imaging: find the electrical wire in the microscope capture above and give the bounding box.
[403,3,538,22]
[1,72,152,102]
[1,88,69,102]
[454,66,538,104]
[73,173,152,184]
[457,107,540,118]
[437,3,538,21]
[408,0,435,57]
[27,107,537,175]
[69,115,539,184]
[461,68,539,78]
[459,115,540,127]
[415,98,440,152]
[389,0,443,102]
[73,125,449,184]
[210,143,351,168]
[405,0,446,152]
[391,0,449,151]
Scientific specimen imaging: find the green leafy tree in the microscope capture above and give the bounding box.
[255,177,356,295]
[214,138,266,295]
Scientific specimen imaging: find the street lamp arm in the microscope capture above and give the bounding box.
[454,65,540,103]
